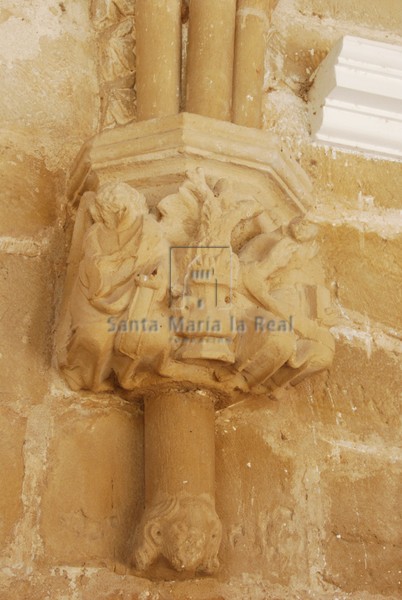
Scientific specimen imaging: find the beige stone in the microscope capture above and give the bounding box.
[58,170,334,395]
[298,0,402,35]
[186,0,237,121]
[0,409,25,553]
[92,0,136,129]
[56,104,335,585]
[321,463,402,594]
[0,2,99,170]
[268,3,402,95]
[40,402,143,565]
[296,341,402,441]
[56,116,336,588]
[0,141,58,237]
[233,0,278,128]
[133,390,220,576]
[1,0,402,597]
[216,420,297,584]
[268,26,331,91]
[136,0,181,121]
[144,391,216,503]
[0,254,54,404]
[300,145,402,210]
[66,113,313,211]
[318,225,402,330]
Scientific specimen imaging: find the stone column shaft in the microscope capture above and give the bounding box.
[133,390,221,574]
[136,0,181,121]
[186,0,237,121]
[232,0,273,128]
[144,390,215,503]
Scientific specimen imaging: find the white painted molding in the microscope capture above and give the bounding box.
[308,35,402,161]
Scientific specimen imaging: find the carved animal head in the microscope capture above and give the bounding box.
[162,496,222,573]
[133,494,222,574]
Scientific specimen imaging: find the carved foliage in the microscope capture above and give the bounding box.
[58,170,335,393]
[91,0,136,128]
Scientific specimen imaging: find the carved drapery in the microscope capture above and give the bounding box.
[59,169,334,397]
[60,8,335,570]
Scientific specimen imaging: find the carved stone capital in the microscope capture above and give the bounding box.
[57,117,336,577]
[58,139,334,397]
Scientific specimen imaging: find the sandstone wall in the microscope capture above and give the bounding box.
[0,1,401,599]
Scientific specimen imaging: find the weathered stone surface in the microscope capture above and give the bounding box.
[1,554,401,599]
[0,580,48,600]
[301,145,402,211]
[0,568,336,600]
[0,254,55,404]
[40,401,144,565]
[0,409,25,553]
[317,226,402,330]
[216,417,297,585]
[0,0,401,597]
[321,461,402,595]
[58,170,333,397]
[266,25,331,91]
[134,391,220,576]
[270,1,402,94]
[0,140,59,237]
[297,0,402,35]
[295,341,402,442]
[0,0,99,170]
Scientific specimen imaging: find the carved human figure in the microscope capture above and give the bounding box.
[133,493,222,574]
[62,182,166,391]
[212,230,296,390]
[238,217,335,389]
[269,219,336,387]
[59,175,335,578]
[61,173,335,393]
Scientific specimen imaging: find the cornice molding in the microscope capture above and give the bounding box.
[67,113,312,215]
[309,35,402,162]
